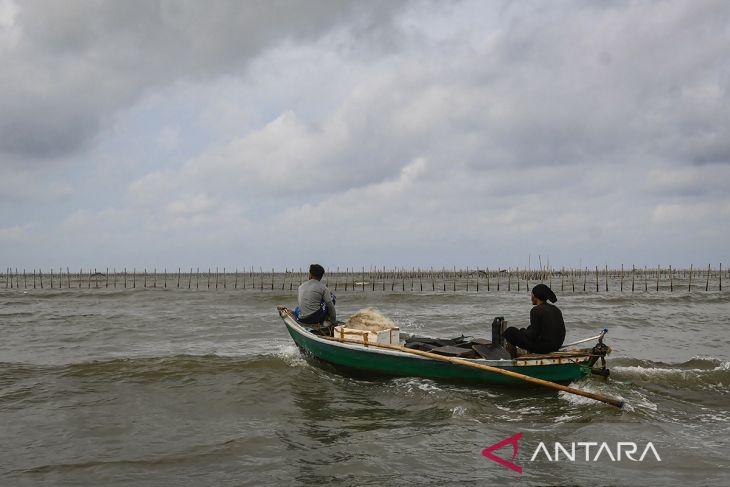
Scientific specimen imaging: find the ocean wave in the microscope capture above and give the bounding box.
[574,292,730,305]
[0,311,35,317]
[609,357,730,387]
[0,351,308,384]
[612,364,729,377]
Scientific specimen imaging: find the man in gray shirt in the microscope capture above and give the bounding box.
[297,264,336,325]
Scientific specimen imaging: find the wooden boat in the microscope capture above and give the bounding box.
[277,307,611,385]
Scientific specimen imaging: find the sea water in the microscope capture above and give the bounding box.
[0,288,728,486]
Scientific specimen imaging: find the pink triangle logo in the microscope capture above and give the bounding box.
[482,432,523,474]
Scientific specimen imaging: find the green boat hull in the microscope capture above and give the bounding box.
[282,313,592,385]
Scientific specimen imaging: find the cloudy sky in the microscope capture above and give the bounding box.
[1,0,728,271]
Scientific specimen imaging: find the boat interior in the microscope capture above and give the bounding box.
[297,314,598,360]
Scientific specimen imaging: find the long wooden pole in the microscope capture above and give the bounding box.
[321,335,624,408]
[688,264,692,292]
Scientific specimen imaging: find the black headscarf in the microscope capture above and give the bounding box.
[532,283,557,303]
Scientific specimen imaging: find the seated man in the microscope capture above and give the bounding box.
[297,264,336,326]
[504,284,565,355]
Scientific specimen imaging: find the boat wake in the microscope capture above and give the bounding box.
[553,356,729,416]
[274,343,309,367]
[557,381,654,413]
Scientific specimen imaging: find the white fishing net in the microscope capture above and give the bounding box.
[344,308,397,331]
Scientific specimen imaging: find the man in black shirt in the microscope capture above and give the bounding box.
[504,284,565,355]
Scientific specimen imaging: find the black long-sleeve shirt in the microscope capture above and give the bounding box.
[525,303,566,352]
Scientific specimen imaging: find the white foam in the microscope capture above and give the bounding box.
[558,389,603,407]
[629,394,658,412]
[554,413,580,422]
[415,380,443,393]
[557,383,645,412]
[690,355,726,363]
[391,377,443,395]
[698,412,730,422]
[275,343,308,367]
[613,365,697,378]
[450,405,467,417]
[613,361,730,378]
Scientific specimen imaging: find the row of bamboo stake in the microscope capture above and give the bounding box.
[1,265,725,292]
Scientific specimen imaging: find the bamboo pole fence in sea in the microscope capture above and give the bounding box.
[0,265,726,293]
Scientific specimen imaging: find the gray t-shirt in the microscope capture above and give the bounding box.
[297,279,336,322]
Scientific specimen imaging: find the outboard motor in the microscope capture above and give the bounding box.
[491,317,506,347]
[472,317,512,360]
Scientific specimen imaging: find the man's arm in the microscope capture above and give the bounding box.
[525,306,542,341]
[322,286,336,323]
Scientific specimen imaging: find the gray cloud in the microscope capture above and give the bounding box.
[2,0,729,268]
[434,0,729,171]
[0,0,408,159]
